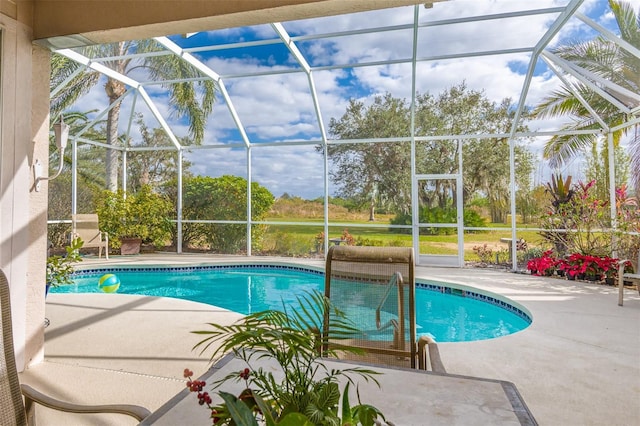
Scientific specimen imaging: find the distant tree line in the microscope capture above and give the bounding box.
[323,82,535,225]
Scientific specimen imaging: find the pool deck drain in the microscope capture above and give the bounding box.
[19,254,640,425]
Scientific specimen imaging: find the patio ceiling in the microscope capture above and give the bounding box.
[47,0,638,154]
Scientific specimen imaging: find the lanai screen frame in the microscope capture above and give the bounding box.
[48,0,640,268]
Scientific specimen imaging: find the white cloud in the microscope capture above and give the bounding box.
[185,145,325,198]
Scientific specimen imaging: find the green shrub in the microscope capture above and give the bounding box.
[354,236,385,246]
[270,232,313,256]
[96,185,172,248]
[495,248,510,264]
[390,207,487,235]
[472,243,494,263]
[178,176,274,253]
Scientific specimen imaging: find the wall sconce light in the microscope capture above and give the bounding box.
[34,115,69,192]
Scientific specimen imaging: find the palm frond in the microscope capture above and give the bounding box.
[611,0,640,46]
[50,54,101,118]
[533,0,640,172]
[139,40,217,145]
[543,133,599,167]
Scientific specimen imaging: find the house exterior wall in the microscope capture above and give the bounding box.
[0,0,50,371]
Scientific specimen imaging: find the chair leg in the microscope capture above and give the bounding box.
[24,395,37,425]
[618,266,624,306]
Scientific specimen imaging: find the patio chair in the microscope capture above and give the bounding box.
[618,250,640,306]
[323,245,445,372]
[71,214,109,259]
[0,269,150,425]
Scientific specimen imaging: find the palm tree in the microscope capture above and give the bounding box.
[533,0,640,192]
[50,40,216,191]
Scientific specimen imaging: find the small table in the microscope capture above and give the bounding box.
[141,354,536,425]
[329,237,346,246]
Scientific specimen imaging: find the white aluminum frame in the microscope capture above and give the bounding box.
[48,0,640,268]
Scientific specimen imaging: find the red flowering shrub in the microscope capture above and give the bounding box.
[527,250,558,276]
[557,253,619,280]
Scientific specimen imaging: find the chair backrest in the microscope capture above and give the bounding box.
[0,269,27,426]
[324,245,417,368]
[71,214,103,247]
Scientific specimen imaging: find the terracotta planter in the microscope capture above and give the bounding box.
[120,237,142,255]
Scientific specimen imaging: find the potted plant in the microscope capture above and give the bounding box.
[97,185,173,255]
[46,237,83,295]
[185,290,389,425]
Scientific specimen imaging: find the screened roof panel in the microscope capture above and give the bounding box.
[224,73,321,143]
[417,0,571,22]
[185,147,248,179]
[50,0,638,155]
[172,24,278,48]
[279,5,415,36]
[416,15,554,58]
[189,43,304,76]
[251,145,326,197]
[293,29,416,68]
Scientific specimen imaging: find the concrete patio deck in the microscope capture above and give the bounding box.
[18,253,640,425]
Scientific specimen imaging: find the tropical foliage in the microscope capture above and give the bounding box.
[50,41,216,191]
[189,290,387,426]
[540,178,612,257]
[614,184,640,266]
[46,238,84,288]
[533,0,640,192]
[535,174,639,279]
[126,115,193,193]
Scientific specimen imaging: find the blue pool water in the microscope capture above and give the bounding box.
[52,265,531,342]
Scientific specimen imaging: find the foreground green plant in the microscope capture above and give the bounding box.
[189,290,388,425]
[46,237,83,288]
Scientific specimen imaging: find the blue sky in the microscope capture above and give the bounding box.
[69,0,637,199]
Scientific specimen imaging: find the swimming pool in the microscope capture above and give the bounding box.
[53,264,531,342]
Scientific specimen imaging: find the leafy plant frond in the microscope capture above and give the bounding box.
[190,289,386,425]
[532,0,640,187]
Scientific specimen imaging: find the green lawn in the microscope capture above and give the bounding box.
[259,219,545,261]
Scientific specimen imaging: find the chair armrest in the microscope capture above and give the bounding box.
[21,384,151,422]
[417,335,446,373]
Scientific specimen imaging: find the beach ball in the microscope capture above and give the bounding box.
[98,274,120,293]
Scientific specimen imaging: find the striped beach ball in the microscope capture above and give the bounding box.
[98,274,120,293]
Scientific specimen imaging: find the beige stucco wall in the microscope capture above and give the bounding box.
[0,6,50,370]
